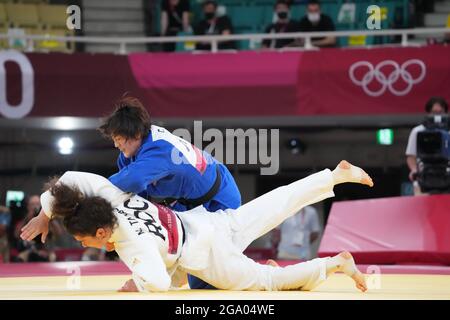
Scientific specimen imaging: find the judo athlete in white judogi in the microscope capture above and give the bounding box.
[36,160,372,293]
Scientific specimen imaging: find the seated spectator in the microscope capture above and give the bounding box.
[194,0,236,51]
[160,0,192,52]
[262,0,300,49]
[298,0,336,48]
[0,206,11,263]
[271,205,321,261]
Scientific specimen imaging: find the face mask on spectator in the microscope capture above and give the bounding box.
[205,12,215,20]
[307,12,320,23]
[277,11,289,20]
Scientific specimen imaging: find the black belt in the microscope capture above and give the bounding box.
[150,165,221,209]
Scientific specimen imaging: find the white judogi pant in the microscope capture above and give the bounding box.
[178,169,335,291]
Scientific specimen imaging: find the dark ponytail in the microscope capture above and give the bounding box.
[48,179,117,236]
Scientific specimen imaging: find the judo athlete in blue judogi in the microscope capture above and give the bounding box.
[100,97,242,289]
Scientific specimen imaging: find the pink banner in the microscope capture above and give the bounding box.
[128,51,302,88]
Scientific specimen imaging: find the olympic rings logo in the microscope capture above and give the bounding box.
[348,59,426,97]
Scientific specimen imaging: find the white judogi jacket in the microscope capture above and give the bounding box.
[41,169,336,292]
[40,171,214,292]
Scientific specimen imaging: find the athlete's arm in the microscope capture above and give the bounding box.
[120,234,171,292]
[109,147,169,194]
[21,171,130,242]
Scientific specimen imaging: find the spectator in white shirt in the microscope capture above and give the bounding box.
[272,206,321,261]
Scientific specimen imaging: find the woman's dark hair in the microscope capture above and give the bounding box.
[425,96,448,113]
[47,179,117,237]
[98,96,151,140]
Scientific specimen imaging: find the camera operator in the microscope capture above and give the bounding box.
[405,96,449,195]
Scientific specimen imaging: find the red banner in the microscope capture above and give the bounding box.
[1,51,149,118]
[297,45,450,115]
[1,45,449,119]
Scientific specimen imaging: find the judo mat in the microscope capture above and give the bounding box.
[1,262,450,300]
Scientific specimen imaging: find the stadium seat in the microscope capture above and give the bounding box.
[37,4,67,30]
[5,3,42,50]
[35,28,74,53]
[5,3,40,28]
[0,3,7,27]
[233,29,255,50]
[175,31,195,52]
[0,3,6,48]
[228,5,265,32]
[0,27,7,49]
[220,0,252,6]
[19,0,48,4]
[37,4,74,52]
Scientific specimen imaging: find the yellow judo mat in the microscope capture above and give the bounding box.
[1,274,450,300]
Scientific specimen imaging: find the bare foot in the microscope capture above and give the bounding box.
[338,251,367,292]
[333,160,374,187]
[266,259,279,267]
[352,271,368,293]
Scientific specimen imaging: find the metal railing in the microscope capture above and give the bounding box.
[0,27,449,54]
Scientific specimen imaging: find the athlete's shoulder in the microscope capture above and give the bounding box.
[150,125,172,141]
[137,127,169,153]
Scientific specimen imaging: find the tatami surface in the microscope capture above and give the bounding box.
[1,274,450,300]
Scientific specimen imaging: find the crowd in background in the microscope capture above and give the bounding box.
[158,0,450,52]
[160,0,339,51]
[0,195,118,263]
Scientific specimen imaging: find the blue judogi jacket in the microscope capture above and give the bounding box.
[109,125,241,212]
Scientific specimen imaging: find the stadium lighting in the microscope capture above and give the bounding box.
[287,138,306,155]
[58,137,74,155]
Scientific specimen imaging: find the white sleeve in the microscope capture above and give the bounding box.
[40,171,131,218]
[127,235,171,292]
[405,126,420,156]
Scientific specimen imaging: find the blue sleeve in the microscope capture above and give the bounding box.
[109,148,169,194]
